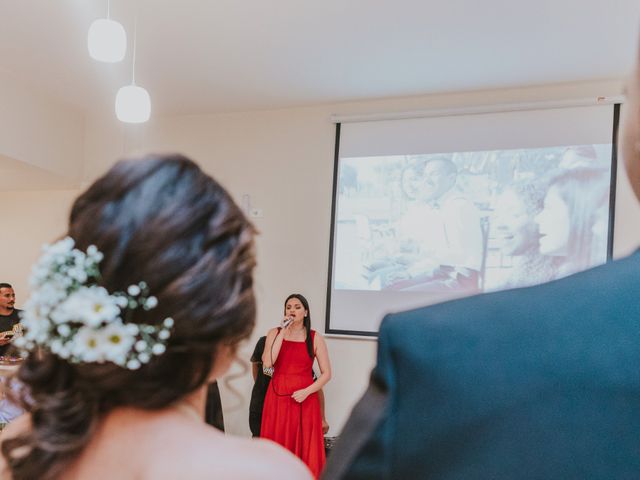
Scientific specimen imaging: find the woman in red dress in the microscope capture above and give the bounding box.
[261,294,332,478]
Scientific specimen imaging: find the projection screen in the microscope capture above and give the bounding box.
[326,103,619,336]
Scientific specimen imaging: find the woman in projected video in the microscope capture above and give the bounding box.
[260,294,331,478]
[535,166,610,278]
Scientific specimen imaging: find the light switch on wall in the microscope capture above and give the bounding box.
[250,208,263,218]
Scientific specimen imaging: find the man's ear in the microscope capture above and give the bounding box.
[621,66,640,202]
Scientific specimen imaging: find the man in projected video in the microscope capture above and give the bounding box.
[384,156,483,293]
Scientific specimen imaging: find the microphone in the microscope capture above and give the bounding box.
[282,316,294,328]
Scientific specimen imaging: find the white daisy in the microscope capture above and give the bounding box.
[52,286,121,327]
[72,326,106,363]
[102,321,136,364]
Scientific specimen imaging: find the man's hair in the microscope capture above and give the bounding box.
[426,156,458,177]
[0,283,13,290]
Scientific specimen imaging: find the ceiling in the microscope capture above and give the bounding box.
[1,0,640,116]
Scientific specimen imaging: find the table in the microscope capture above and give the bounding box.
[0,359,23,430]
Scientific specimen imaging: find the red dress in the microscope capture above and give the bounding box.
[260,330,326,478]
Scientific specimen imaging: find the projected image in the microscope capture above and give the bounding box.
[333,145,612,294]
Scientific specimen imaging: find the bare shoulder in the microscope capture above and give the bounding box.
[0,412,311,480]
[0,414,30,440]
[221,436,312,479]
[147,426,311,479]
[266,327,279,338]
[313,330,326,347]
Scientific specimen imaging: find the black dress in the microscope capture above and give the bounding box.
[249,336,270,437]
[204,382,224,431]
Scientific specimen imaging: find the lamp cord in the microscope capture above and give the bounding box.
[269,327,315,397]
[270,328,291,397]
[131,7,138,84]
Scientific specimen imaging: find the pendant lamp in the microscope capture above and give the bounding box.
[87,0,126,63]
[115,12,150,123]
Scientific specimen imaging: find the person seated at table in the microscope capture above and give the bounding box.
[0,284,21,357]
[0,381,23,429]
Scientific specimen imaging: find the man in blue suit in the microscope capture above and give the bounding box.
[323,53,640,480]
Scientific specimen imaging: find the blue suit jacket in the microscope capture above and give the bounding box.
[324,252,640,479]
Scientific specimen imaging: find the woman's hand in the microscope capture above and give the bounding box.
[322,418,330,434]
[291,388,310,403]
[280,316,294,329]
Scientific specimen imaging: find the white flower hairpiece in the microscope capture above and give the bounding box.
[16,237,173,370]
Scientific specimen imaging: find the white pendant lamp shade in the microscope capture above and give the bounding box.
[115,84,151,123]
[87,18,127,63]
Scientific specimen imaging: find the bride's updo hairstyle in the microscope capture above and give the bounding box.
[2,154,256,480]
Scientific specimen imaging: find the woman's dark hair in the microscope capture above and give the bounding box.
[283,293,313,359]
[2,154,256,480]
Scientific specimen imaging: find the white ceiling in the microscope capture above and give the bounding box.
[1,0,640,116]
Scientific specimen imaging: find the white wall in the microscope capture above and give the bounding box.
[0,71,84,184]
[79,79,640,437]
[4,78,640,438]
[84,106,373,437]
[0,189,79,297]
